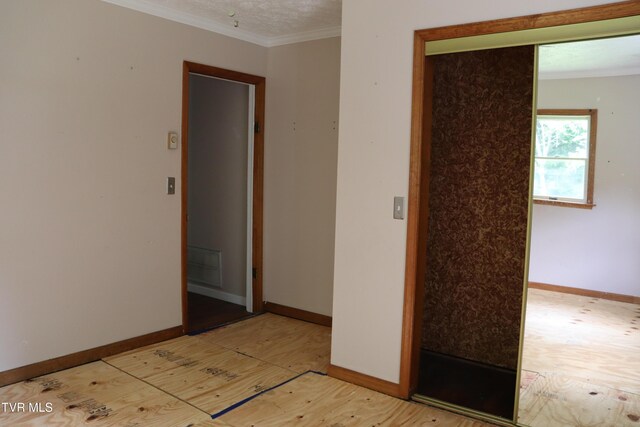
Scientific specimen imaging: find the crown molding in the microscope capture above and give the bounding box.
[265,26,342,47]
[101,0,266,46]
[101,0,341,48]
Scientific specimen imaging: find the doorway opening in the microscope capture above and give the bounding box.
[519,34,640,427]
[400,2,640,426]
[181,62,265,334]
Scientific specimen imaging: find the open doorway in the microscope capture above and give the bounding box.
[181,62,265,333]
[518,34,640,426]
[400,4,640,426]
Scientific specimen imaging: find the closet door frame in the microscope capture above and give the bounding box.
[400,2,640,424]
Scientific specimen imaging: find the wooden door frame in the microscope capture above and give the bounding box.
[399,1,640,400]
[181,61,266,333]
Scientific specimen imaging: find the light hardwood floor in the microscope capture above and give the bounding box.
[518,288,640,427]
[0,313,488,426]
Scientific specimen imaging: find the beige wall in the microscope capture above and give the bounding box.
[0,0,268,372]
[188,75,249,299]
[0,0,341,373]
[331,0,620,383]
[530,75,640,297]
[264,38,341,316]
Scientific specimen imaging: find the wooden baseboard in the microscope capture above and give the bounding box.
[264,302,332,327]
[328,364,403,398]
[528,282,640,305]
[0,326,183,387]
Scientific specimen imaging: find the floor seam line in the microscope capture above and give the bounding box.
[101,359,212,418]
[210,370,317,419]
[192,338,301,376]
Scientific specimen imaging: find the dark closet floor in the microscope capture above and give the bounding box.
[187,292,252,332]
[416,349,516,420]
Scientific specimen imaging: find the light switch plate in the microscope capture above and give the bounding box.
[393,196,405,220]
[167,177,175,195]
[168,132,178,149]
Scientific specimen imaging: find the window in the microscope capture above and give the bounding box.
[533,109,597,208]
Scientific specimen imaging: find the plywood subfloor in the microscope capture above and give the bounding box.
[0,361,226,426]
[1,313,486,426]
[518,289,640,426]
[104,334,296,415]
[219,371,489,427]
[196,312,332,374]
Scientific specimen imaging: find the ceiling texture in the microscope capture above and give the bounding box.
[539,34,640,79]
[102,1,639,78]
[102,0,342,47]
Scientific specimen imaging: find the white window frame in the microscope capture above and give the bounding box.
[533,109,597,209]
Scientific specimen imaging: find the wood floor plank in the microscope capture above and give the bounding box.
[0,361,225,426]
[197,313,331,374]
[218,372,490,426]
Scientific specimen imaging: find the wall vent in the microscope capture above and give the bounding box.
[187,246,222,288]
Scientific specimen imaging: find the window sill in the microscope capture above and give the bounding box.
[533,199,595,209]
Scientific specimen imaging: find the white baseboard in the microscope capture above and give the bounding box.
[188,282,246,306]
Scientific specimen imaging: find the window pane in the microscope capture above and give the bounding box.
[533,158,586,200]
[536,116,589,158]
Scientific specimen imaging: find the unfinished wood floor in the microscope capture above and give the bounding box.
[0,313,487,426]
[518,288,640,427]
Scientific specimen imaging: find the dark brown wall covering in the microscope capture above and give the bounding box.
[421,46,534,369]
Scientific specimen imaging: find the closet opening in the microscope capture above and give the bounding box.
[399,3,640,425]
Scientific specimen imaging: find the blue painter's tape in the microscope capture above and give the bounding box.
[210,370,324,419]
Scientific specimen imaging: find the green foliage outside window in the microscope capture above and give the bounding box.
[534,115,590,201]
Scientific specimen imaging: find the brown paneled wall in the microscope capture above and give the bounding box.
[421,46,534,369]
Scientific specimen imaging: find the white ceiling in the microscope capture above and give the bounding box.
[539,34,640,80]
[102,0,342,47]
[101,2,639,77]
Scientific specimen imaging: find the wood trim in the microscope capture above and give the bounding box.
[0,326,182,388]
[327,364,402,398]
[185,62,267,86]
[398,33,433,400]
[181,61,190,333]
[587,108,598,206]
[538,109,593,115]
[264,302,332,327]
[181,61,266,332]
[528,282,640,304]
[401,0,640,405]
[534,108,598,209]
[252,76,266,313]
[533,199,595,209]
[414,1,640,42]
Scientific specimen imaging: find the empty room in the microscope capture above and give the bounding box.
[1,1,638,426]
